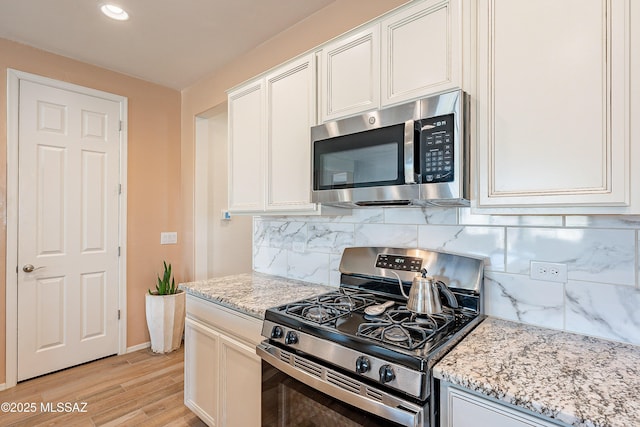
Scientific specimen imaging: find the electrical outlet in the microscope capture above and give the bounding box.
[160,232,178,245]
[530,261,567,283]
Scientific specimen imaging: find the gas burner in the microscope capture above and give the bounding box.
[357,306,455,350]
[333,295,370,310]
[302,306,340,323]
[412,310,455,329]
[283,290,376,324]
[383,325,412,343]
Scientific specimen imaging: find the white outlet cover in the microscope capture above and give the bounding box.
[530,261,567,283]
[160,231,178,245]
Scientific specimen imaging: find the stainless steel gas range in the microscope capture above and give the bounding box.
[257,247,485,427]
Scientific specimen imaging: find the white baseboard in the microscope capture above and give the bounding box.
[126,342,150,353]
[0,383,6,391]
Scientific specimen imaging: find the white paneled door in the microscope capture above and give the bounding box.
[17,80,121,381]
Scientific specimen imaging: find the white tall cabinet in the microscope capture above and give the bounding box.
[475,0,633,211]
[184,295,262,427]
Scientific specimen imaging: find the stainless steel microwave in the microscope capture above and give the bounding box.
[311,89,469,208]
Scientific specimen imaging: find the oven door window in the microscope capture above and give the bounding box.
[313,123,405,190]
[262,361,406,427]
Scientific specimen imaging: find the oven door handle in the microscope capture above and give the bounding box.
[257,341,424,427]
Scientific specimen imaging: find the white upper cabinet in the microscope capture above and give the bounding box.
[381,0,461,107]
[319,0,462,122]
[320,25,380,121]
[265,55,317,212]
[475,0,633,212]
[228,79,264,213]
[228,54,330,215]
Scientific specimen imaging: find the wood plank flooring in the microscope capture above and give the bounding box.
[0,347,207,426]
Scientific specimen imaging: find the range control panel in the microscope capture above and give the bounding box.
[375,254,423,272]
[418,113,455,183]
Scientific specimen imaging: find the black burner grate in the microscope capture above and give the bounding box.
[357,307,455,350]
[283,289,376,325]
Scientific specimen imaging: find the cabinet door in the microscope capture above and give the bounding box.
[219,334,261,427]
[445,387,559,427]
[476,0,630,209]
[184,317,219,427]
[441,383,561,427]
[320,25,380,121]
[381,0,461,106]
[265,54,317,212]
[228,79,265,212]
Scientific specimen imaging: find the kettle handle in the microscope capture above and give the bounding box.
[436,281,459,308]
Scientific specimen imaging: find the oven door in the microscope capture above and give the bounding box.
[258,342,426,427]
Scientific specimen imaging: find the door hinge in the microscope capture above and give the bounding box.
[119,121,123,132]
[118,184,122,195]
[118,310,121,320]
[118,246,121,257]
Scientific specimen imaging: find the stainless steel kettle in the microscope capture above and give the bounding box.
[399,269,458,315]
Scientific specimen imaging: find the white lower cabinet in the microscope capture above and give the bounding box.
[440,382,563,427]
[184,295,262,427]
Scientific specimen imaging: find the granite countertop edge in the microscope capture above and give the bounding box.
[433,317,640,427]
[178,271,336,320]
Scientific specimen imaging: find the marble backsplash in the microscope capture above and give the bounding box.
[252,208,640,346]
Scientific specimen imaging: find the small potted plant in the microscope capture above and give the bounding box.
[145,261,185,353]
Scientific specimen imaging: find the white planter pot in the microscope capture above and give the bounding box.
[145,290,186,353]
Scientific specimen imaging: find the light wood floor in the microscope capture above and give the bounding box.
[0,347,207,426]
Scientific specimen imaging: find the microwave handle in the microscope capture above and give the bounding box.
[404,121,416,184]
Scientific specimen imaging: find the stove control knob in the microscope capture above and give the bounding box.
[379,365,396,384]
[285,331,298,345]
[355,356,370,374]
[271,326,284,339]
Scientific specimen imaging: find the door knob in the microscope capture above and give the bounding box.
[23,264,44,273]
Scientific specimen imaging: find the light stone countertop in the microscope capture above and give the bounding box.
[434,317,640,427]
[180,275,640,426]
[179,272,336,319]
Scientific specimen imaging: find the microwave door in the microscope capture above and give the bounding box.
[313,123,407,191]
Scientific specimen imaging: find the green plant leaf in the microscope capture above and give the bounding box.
[151,261,177,295]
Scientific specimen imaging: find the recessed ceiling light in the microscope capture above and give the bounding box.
[100,4,129,21]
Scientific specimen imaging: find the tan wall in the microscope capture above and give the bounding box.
[180,0,409,278]
[0,38,182,384]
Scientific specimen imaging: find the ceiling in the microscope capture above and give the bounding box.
[0,0,335,90]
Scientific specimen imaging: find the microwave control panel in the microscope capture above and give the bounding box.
[418,113,455,183]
